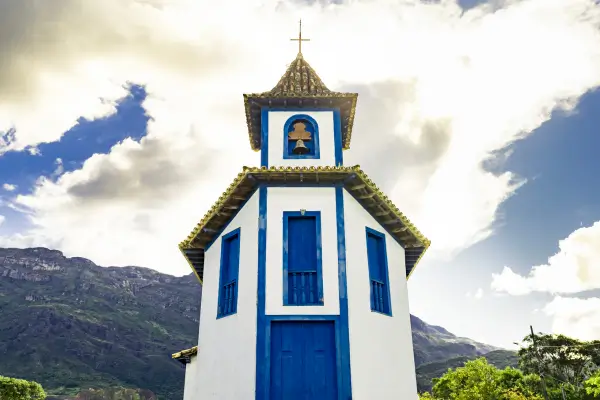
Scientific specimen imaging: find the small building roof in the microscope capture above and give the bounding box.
[172,346,198,365]
[243,53,358,151]
[179,166,430,284]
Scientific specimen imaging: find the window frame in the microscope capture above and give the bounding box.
[282,211,324,306]
[216,228,241,319]
[282,114,321,160]
[365,227,393,317]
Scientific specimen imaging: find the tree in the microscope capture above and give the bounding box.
[518,332,599,388]
[0,375,46,400]
[430,358,542,400]
[585,370,600,398]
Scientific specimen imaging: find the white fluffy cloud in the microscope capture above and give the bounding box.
[1,0,600,274]
[491,221,600,295]
[543,296,600,341]
[2,183,16,191]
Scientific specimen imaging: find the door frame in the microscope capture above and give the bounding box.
[264,315,342,400]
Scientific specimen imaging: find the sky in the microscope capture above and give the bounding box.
[0,0,599,350]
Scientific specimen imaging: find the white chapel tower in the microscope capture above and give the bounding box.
[172,22,430,400]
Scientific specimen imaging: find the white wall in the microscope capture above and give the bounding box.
[265,187,340,315]
[183,356,199,400]
[191,191,259,400]
[267,111,336,166]
[343,190,419,400]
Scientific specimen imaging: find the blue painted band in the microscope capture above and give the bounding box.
[261,109,269,167]
[265,315,340,322]
[335,186,353,398]
[257,182,343,188]
[255,186,268,399]
[333,109,343,166]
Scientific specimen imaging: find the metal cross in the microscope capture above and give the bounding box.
[290,19,310,54]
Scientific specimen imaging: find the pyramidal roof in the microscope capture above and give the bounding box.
[243,52,358,151]
[267,52,333,97]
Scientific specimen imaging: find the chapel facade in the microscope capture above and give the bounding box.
[172,30,430,400]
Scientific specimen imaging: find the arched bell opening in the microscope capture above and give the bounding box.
[283,114,320,159]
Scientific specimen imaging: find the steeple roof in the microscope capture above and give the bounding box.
[268,52,332,97]
[243,53,358,151]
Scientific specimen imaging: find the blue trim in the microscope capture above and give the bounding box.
[258,108,344,168]
[255,186,353,399]
[266,315,339,322]
[282,211,324,306]
[257,182,342,188]
[266,107,340,112]
[365,227,393,317]
[333,109,343,166]
[255,186,268,399]
[216,228,241,319]
[283,114,321,160]
[260,109,269,167]
[204,188,258,251]
[335,187,353,398]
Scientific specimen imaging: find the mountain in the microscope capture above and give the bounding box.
[0,247,511,398]
[415,350,519,392]
[0,247,201,399]
[411,314,501,367]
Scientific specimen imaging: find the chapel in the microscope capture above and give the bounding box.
[172,22,430,400]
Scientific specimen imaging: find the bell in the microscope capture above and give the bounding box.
[293,139,309,154]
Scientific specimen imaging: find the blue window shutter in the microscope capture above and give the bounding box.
[217,228,241,318]
[288,217,317,272]
[366,228,392,316]
[283,212,324,306]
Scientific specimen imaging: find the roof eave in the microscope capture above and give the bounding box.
[243,93,358,152]
[178,166,430,283]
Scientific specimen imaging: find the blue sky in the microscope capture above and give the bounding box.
[1,0,599,350]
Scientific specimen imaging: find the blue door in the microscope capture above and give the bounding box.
[270,321,338,400]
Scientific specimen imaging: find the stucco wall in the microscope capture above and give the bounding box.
[343,190,419,400]
[265,187,340,315]
[190,191,259,399]
[182,356,199,400]
[266,111,336,167]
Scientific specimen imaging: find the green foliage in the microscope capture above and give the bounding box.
[0,375,46,400]
[416,350,518,392]
[428,358,542,400]
[518,332,600,388]
[585,370,600,398]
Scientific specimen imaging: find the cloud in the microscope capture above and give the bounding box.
[1,0,600,274]
[543,296,600,341]
[491,221,600,295]
[2,183,16,191]
[0,215,4,226]
[466,287,484,299]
